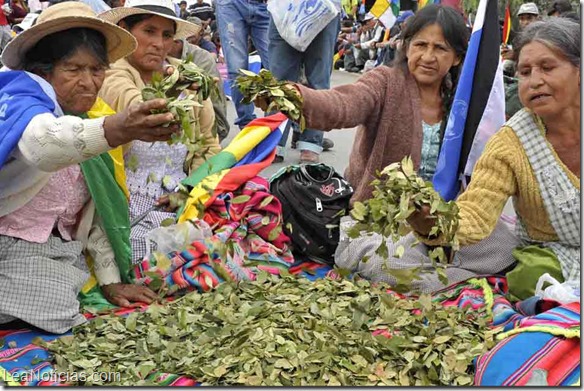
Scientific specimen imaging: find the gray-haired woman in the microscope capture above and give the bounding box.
[0,2,180,333]
[409,18,580,300]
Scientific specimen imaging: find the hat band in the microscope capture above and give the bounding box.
[135,5,177,18]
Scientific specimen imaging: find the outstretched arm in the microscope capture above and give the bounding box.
[297,67,387,131]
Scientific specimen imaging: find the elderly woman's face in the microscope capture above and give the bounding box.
[517,41,580,120]
[43,48,106,114]
[125,15,175,75]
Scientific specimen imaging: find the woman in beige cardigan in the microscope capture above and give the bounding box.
[99,0,221,263]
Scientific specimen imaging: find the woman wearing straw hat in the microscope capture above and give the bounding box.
[0,2,181,333]
[98,0,221,265]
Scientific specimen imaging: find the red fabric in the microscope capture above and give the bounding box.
[0,0,9,29]
[7,3,26,24]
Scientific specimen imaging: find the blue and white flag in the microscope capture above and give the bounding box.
[432,0,505,201]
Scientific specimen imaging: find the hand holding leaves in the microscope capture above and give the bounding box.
[235,69,306,130]
[141,56,217,156]
[347,156,460,289]
[406,204,435,236]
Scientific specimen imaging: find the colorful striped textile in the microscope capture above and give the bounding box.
[501,2,512,45]
[178,113,288,223]
[475,298,580,386]
[134,177,294,295]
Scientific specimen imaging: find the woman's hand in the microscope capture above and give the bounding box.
[406,204,436,236]
[501,45,514,61]
[103,99,179,147]
[101,283,159,307]
[253,95,271,112]
[164,65,219,96]
[156,194,179,212]
[252,83,301,113]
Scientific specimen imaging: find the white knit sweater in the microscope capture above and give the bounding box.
[0,108,122,286]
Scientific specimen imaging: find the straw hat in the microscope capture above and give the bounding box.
[2,2,137,70]
[99,0,201,40]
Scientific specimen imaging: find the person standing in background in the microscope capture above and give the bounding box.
[341,0,358,19]
[178,0,189,19]
[547,0,573,17]
[501,2,540,119]
[189,0,214,28]
[215,0,270,129]
[7,0,28,24]
[268,0,341,163]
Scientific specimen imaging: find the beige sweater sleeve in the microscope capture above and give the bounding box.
[186,97,220,173]
[99,63,143,111]
[416,129,518,247]
[455,130,518,246]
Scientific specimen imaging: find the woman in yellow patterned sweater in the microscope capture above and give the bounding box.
[410,18,580,299]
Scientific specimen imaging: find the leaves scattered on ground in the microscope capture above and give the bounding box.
[43,273,493,386]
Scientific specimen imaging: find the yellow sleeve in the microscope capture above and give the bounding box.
[455,127,518,245]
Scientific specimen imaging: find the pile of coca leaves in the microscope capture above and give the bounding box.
[41,272,494,386]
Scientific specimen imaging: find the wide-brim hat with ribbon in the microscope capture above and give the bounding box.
[98,0,201,40]
[2,2,137,70]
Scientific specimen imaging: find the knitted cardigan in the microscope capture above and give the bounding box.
[298,66,423,203]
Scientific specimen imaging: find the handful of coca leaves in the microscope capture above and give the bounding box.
[141,57,217,153]
[347,156,460,290]
[42,272,493,386]
[235,69,305,130]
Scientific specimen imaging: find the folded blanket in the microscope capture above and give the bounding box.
[134,177,294,295]
[475,299,580,386]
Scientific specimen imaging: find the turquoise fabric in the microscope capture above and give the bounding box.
[419,121,442,181]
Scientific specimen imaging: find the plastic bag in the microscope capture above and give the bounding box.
[268,0,339,52]
[145,220,212,259]
[534,273,580,304]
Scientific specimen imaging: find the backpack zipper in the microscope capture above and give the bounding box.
[315,197,323,212]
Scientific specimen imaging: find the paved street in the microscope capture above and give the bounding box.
[221,70,362,179]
